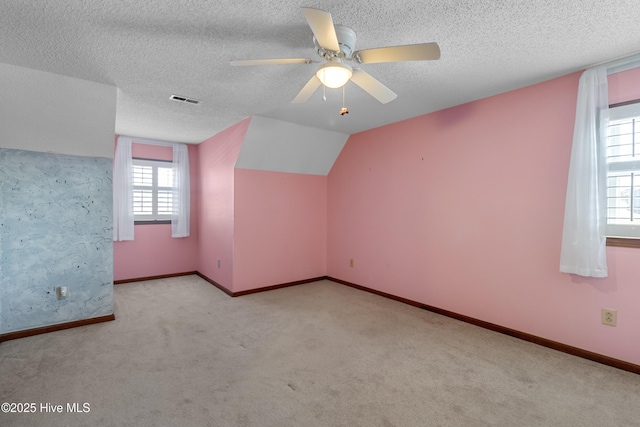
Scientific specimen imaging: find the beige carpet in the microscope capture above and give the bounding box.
[1,275,639,426]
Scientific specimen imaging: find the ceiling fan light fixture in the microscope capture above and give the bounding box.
[316,61,353,88]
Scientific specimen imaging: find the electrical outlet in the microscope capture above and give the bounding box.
[55,286,69,300]
[601,308,617,327]
[349,259,354,268]
[217,259,221,268]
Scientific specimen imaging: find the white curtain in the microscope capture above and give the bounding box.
[113,137,134,241]
[171,143,190,238]
[559,67,609,277]
[113,135,190,240]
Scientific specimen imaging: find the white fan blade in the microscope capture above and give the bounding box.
[292,75,322,103]
[354,43,441,64]
[301,7,340,52]
[350,69,397,104]
[231,58,312,66]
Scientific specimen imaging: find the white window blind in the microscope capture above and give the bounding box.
[132,159,174,221]
[606,102,640,238]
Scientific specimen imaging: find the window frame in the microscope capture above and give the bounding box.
[132,157,174,225]
[605,100,640,248]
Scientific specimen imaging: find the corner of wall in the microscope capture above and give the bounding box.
[197,117,252,292]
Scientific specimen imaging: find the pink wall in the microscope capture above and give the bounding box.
[233,169,327,292]
[327,70,640,365]
[197,117,251,289]
[113,142,199,281]
[609,66,640,104]
[131,143,172,161]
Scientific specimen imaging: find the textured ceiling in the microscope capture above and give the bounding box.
[1,1,640,144]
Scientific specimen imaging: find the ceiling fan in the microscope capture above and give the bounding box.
[231,7,440,105]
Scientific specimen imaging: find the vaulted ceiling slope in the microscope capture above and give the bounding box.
[237,116,348,175]
[1,1,640,143]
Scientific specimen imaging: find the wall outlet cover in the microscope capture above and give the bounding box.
[601,308,617,327]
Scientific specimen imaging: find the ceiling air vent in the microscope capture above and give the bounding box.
[170,94,200,105]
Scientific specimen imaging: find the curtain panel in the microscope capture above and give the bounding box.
[560,66,609,277]
[113,137,134,241]
[560,53,640,277]
[171,143,190,237]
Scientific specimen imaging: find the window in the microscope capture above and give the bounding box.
[606,102,640,239]
[132,158,174,223]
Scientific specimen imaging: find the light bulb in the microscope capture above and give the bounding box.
[316,62,353,89]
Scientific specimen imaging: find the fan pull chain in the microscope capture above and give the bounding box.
[321,69,327,101]
[340,85,349,116]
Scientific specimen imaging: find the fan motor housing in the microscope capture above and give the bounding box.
[314,25,357,58]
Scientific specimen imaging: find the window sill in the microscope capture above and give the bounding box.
[134,220,171,225]
[606,237,640,248]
